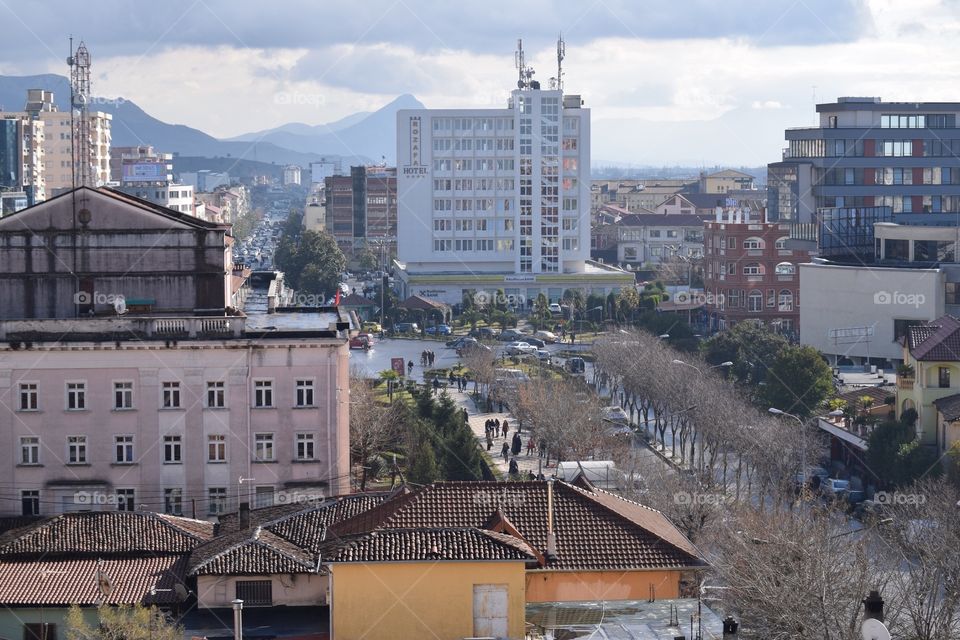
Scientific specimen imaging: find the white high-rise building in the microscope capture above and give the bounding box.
[395,56,631,306]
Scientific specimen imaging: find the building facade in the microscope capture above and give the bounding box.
[283,165,302,186]
[0,114,45,204]
[395,75,632,304]
[324,166,397,257]
[703,210,816,336]
[0,187,354,515]
[615,213,705,266]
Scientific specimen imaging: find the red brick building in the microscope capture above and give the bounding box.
[702,210,816,337]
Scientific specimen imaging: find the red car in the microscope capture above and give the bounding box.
[349,333,374,350]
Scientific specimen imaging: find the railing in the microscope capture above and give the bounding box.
[897,377,914,390]
[0,315,246,341]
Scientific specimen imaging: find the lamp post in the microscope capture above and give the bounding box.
[671,359,733,376]
[769,407,806,486]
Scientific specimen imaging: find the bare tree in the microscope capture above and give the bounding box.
[349,368,404,491]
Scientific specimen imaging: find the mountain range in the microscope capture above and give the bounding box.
[0,74,423,166]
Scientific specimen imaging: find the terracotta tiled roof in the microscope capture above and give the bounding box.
[330,481,705,571]
[189,527,318,576]
[0,556,187,605]
[934,393,960,421]
[265,494,392,553]
[218,493,391,535]
[905,316,960,361]
[0,512,214,557]
[327,528,535,563]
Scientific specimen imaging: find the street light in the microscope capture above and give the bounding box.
[232,599,244,640]
[769,407,807,485]
[672,359,733,375]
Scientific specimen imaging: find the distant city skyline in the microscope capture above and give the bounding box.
[1,0,957,165]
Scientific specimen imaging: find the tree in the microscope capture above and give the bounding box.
[275,224,346,297]
[406,420,439,484]
[356,246,379,271]
[701,322,789,385]
[349,371,404,491]
[759,345,834,419]
[66,604,181,640]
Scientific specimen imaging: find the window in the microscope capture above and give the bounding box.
[727,237,737,249]
[296,380,314,407]
[19,383,38,411]
[208,487,227,515]
[775,237,788,250]
[743,237,764,250]
[255,486,275,508]
[114,435,134,463]
[254,380,273,408]
[21,490,39,516]
[162,382,181,409]
[208,435,226,462]
[164,488,183,515]
[296,433,315,460]
[940,367,951,389]
[747,291,763,312]
[116,489,135,512]
[23,623,55,640]
[20,437,39,465]
[67,436,87,464]
[66,382,86,410]
[207,381,225,408]
[778,289,794,311]
[163,435,182,463]
[114,382,133,410]
[743,263,763,275]
[254,433,275,461]
[236,580,272,606]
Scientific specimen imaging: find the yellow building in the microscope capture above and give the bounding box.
[328,528,532,640]
[897,316,960,451]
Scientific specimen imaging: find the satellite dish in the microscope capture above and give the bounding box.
[861,619,891,640]
[174,583,189,601]
[113,296,127,315]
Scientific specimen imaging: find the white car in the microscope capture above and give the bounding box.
[548,303,563,314]
[505,341,538,356]
[534,330,558,343]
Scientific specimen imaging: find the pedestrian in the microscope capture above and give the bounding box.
[538,439,546,458]
[511,431,522,456]
[407,360,414,376]
[501,441,510,462]
[432,377,441,395]
[526,438,535,455]
[509,457,519,475]
[527,470,536,481]
[501,421,508,439]
[420,351,427,367]
[429,351,435,366]
[448,370,455,385]
[570,332,576,344]
[487,433,493,450]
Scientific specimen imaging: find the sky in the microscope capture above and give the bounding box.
[1,0,958,166]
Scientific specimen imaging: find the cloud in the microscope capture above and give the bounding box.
[752,100,784,109]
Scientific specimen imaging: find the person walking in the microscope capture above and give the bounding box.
[526,437,535,455]
[501,441,510,462]
[511,431,522,456]
[487,432,493,450]
[508,457,519,476]
[407,360,414,376]
[501,420,508,439]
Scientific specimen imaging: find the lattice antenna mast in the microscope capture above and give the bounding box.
[514,38,535,89]
[68,39,93,188]
[556,34,565,92]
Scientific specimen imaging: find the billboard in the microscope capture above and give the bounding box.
[121,162,170,183]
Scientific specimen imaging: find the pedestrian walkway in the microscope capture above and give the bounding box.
[446,389,548,479]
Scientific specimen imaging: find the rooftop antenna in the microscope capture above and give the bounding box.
[68,38,93,188]
[514,38,535,89]
[556,34,565,92]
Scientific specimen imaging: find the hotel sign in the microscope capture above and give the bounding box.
[504,275,536,283]
[402,116,427,177]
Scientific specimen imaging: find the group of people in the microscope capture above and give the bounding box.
[420,350,436,367]
[447,370,468,392]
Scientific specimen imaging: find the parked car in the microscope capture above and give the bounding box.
[536,348,552,363]
[821,478,850,498]
[469,327,501,340]
[362,321,382,334]
[519,336,546,349]
[394,322,420,334]
[548,303,562,314]
[458,341,491,357]
[425,324,452,336]
[534,330,558,343]
[499,329,528,342]
[446,336,474,348]
[505,341,538,356]
[565,357,586,374]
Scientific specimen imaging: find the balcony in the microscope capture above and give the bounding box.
[897,377,914,390]
[0,315,246,342]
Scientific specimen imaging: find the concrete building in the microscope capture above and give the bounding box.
[769,96,960,259]
[309,158,340,184]
[324,165,397,257]
[614,213,705,267]
[699,169,756,194]
[0,113,45,203]
[180,169,232,192]
[395,65,632,305]
[283,165,301,186]
[112,146,198,215]
[703,210,816,337]
[0,186,354,515]
[21,89,111,194]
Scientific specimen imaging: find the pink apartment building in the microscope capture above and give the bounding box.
[0,187,354,517]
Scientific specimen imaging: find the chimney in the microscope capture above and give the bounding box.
[239,502,250,529]
[545,479,558,565]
